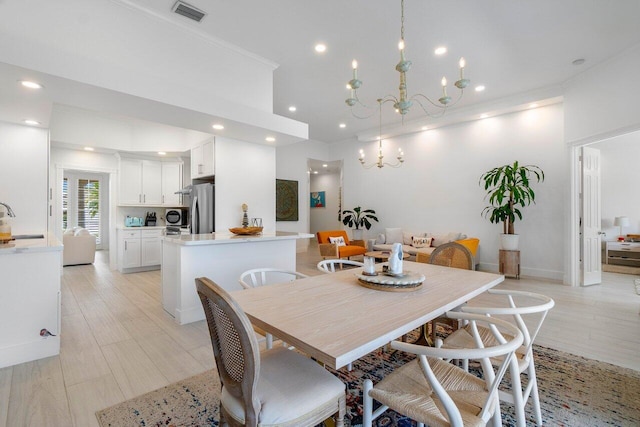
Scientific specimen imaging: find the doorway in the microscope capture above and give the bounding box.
[308,159,343,235]
[62,171,109,249]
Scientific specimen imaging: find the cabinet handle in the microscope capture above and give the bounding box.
[125,241,127,250]
[139,194,142,203]
[162,195,165,204]
[198,164,203,174]
[143,194,146,203]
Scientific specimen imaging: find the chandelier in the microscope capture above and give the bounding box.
[347,0,470,168]
[358,100,405,169]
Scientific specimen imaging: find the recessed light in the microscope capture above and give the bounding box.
[572,58,585,66]
[339,123,346,128]
[315,43,327,53]
[434,46,447,55]
[322,164,328,168]
[19,80,43,89]
[265,136,276,142]
[84,147,94,151]
[313,171,318,174]
[212,124,224,130]
[529,103,538,109]
[23,119,40,125]
[421,126,428,131]
[480,114,488,119]
[288,106,297,112]
[475,85,485,92]
[158,151,166,155]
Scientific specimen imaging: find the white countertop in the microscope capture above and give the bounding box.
[163,231,313,246]
[116,226,167,230]
[0,232,63,255]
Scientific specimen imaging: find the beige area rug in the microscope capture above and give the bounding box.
[96,345,640,427]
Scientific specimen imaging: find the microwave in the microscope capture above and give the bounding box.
[165,208,188,226]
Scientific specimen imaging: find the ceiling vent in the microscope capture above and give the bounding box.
[172,1,206,23]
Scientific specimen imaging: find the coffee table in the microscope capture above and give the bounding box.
[365,250,410,262]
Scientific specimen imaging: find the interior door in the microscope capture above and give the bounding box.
[581,146,602,286]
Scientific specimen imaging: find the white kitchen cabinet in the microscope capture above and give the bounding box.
[161,162,182,206]
[119,157,182,206]
[191,139,214,179]
[118,228,163,272]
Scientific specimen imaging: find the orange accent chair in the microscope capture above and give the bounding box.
[316,230,366,260]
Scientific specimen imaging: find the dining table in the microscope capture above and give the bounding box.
[230,261,504,369]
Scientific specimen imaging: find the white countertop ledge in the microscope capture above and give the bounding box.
[0,233,63,255]
[163,231,314,246]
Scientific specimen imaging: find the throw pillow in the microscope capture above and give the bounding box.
[411,236,433,248]
[403,231,425,245]
[329,236,346,246]
[375,233,386,244]
[385,228,403,244]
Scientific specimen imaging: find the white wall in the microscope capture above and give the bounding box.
[564,44,640,144]
[593,132,640,240]
[329,103,567,280]
[0,121,48,235]
[276,139,331,250]
[310,172,341,234]
[215,137,276,232]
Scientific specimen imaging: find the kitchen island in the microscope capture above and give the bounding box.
[162,231,313,325]
[0,233,63,368]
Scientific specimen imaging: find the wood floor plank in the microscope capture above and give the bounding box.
[78,299,133,346]
[66,374,125,427]
[138,304,210,351]
[0,366,12,427]
[137,332,207,383]
[7,357,72,427]
[101,339,169,400]
[59,314,112,387]
[188,344,217,371]
[61,277,82,318]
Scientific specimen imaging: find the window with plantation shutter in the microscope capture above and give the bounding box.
[62,177,68,232]
[77,179,101,245]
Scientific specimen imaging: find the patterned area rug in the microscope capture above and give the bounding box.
[96,345,640,427]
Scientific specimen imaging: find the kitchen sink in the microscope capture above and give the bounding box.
[12,234,45,240]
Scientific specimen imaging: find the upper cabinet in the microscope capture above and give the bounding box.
[191,138,214,179]
[161,162,182,206]
[118,156,183,206]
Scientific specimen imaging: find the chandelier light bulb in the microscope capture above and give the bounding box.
[352,60,358,69]
[441,77,447,87]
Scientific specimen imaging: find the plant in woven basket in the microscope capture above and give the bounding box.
[341,206,378,230]
[480,161,544,235]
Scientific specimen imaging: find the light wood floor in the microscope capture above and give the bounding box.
[1,246,638,426]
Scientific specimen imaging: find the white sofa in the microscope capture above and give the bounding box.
[63,227,96,266]
[369,227,467,257]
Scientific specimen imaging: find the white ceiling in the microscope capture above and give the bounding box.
[1,0,640,146]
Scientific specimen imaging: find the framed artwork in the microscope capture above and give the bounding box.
[276,179,298,221]
[310,191,325,208]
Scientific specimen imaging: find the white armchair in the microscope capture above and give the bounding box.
[63,227,96,266]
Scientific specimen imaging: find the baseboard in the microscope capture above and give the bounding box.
[0,336,60,369]
[175,305,205,325]
[479,262,564,282]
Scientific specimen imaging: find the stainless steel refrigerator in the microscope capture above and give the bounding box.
[190,183,214,234]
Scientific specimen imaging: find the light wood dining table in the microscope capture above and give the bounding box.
[230,261,504,369]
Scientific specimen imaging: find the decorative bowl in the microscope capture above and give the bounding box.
[229,226,263,235]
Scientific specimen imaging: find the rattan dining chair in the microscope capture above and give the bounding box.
[238,267,308,349]
[436,289,555,427]
[363,311,524,427]
[317,259,364,273]
[415,242,475,345]
[196,277,346,427]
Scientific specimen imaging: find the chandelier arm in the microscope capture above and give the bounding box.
[411,97,449,118]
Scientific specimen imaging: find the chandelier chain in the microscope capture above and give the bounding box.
[400,0,405,41]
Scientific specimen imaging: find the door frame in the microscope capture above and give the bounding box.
[568,124,640,286]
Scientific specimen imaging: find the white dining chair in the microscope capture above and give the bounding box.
[436,289,555,427]
[196,277,346,427]
[317,259,364,273]
[363,312,524,427]
[238,267,308,349]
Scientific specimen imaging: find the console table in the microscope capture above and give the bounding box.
[605,241,640,267]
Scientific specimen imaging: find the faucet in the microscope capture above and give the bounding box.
[0,202,15,217]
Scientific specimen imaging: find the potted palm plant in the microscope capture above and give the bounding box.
[480,161,544,250]
[342,206,378,240]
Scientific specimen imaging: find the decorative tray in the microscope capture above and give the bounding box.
[229,226,263,235]
[355,270,425,292]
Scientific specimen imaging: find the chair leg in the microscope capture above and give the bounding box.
[363,379,374,427]
[266,333,273,350]
[528,360,543,426]
[335,394,346,427]
[509,357,527,427]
